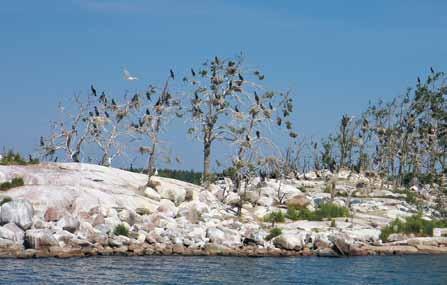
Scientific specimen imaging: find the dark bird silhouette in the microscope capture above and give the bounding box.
[431,67,435,73]
[99,92,107,104]
[40,136,45,146]
[105,111,110,118]
[229,80,233,90]
[146,109,150,115]
[258,75,265,80]
[256,130,260,139]
[214,56,219,64]
[146,92,152,101]
[191,68,196,76]
[246,135,250,142]
[94,106,100,116]
[254,92,260,104]
[235,105,240,113]
[417,77,421,84]
[170,69,175,80]
[89,111,94,117]
[269,102,273,110]
[238,73,244,81]
[111,99,117,106]
[91,85,97,96]
[276,117,282,126]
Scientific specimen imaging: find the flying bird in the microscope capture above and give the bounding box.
[123,68,138,81]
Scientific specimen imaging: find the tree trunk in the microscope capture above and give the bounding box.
[202,130,212,187]
[146,142,157,186]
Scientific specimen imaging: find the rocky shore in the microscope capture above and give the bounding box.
[1,163,446,259]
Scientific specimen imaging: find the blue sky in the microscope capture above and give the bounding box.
[1,0,446,170]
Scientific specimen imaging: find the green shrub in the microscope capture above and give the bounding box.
[113,224,129,237]
[316,203,349,220]
[264,211,285,226]
[285,203,349,221]
[265,227,282,241]
[380,213,447,242]
[0,196,12,206]
[0,177,25,191]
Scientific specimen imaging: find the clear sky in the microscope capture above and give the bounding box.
[1,0,446,170]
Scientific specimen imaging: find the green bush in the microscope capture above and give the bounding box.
[264,211,285,226]
[380,214,447,242]
[0,177,25,191]
[330,219,336,227]
[0,196,12,206]
[285,203,349,221]
[113,224,129,237]
[265,227,282,241]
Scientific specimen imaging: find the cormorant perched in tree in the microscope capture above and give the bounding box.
[170,69,175,80]
[146,92,151,101]
[111,99,117,106]
[91,85,97,96]
[214,56,220,64]
[258,75,265,80]
[40,136,45,146]
[246,135,250,142]
[191,68,196,76]
[431,67,435,73]
[256,130,260,139]
[104,111,110,118]
[238,73,244,81]
[234,105,240,113]
[276,117,282,126]
[146,109,150,115]
[99,92,107,104]
[89,111,94,117]
[417,77,421,84]
[254,92,260,104]
[269,102,273,110]
[94,106,100,116]
[229,80,233,90]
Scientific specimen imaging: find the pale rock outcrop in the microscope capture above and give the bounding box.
[2,223,24,243]
[0,200,34,229]
[144,187,161,201]
[157,199,177,218]
[56,214,80,233]
[177,201,209,224]
[273,233,306,250]
[25,229,58,249]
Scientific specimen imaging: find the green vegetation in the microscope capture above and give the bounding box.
[264,211,285,226]
[0,196,12,206]
[0,177,25,191]
[113,224,129,237]
[380,214,447,242]
[330,219,336,227]
[127,167,203,185]
[265,227,282,241]
[0,150,39,165]
[285,203,349,221]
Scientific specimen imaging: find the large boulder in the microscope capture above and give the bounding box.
[25,229,58,249]
[0,226,16,241]
[177,201,209,224]
[144,187,161,201]
[56,214,80,233]
[206,226,242,247]
[2,223,24,243]
[44,207,64,222]
[273,233,306,250]
[158,186,186,205]
[0,200,33,229]
[157,199,177,218]
[286,194,310,209]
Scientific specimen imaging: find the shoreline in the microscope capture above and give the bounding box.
[2,243,447,259]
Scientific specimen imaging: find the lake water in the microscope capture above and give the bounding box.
[1,255,447,284]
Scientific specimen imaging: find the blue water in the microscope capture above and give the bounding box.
[1,255,447,284]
